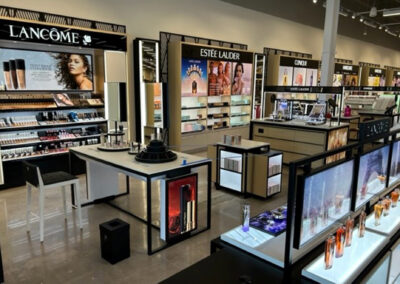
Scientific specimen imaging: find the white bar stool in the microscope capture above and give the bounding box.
[23,161,83,242]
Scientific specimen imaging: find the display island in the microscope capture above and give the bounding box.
[207,138,282,198]
[250,119,349,165]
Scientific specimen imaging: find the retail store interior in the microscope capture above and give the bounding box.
[0,0,400,283]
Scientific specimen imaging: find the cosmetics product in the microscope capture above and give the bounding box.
[282,69,288,86]
[9,60,18,90]
[345,217,354,247]
[192,80,197,94]
[374,201,384,226]
[359,208,366,238]
[242,204,250,232]
[3,62,12,90]
[180,184,191,233]
[382,196,391,216]
[324,235,335,269]
[391,189,399,207]
[335,226,345,258]
[15,59,26,89]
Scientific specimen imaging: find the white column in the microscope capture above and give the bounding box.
[320,0,340,87]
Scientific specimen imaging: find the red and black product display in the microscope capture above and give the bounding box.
[164,173,198,241]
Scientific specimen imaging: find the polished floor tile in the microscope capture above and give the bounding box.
[0,152,288,283]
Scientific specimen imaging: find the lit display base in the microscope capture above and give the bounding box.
[302,228,387,284]
[221,225,285,268]
[365,204,400,236]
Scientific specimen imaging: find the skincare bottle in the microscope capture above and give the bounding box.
[391,189,399,207]
[358,208,366,238]
[242,204,250,232]
[374,201,384,226]
[345,217,354,247]
[335,226,345,258]
[382,196,391,216]
[9,60,18,90]
[324,235,335,269]
[3,62,12,90]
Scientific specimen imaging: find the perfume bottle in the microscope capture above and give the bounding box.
[324,235,335,269]
[242,204,250,232]
[374,201,384,226]
[382,196,391,216]
[192,80,197,94]
[359,208,366,238]
[392,189,399,207]
[335,226,345,258]
[345,217,354,247]
[283,69,288,86]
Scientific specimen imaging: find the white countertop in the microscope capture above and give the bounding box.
[302,228,387,284]
[217,139,269,150]
[71,144,210,176]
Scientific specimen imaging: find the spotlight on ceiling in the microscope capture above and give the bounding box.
[359,17,364,22]
[385,27,389,32]
[313,0,317,3]
[363,30,367,36]
[351,13,356,19]
[383,8,400,17]
[379,25,383,30]
[369,6,377,17]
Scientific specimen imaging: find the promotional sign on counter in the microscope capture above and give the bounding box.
[0,47,93,91]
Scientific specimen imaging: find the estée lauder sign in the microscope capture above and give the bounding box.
[0,18,127,51]
[181,44,253,63]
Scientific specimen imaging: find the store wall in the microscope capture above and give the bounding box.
[4,0,400,136]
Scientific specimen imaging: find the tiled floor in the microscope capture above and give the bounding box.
[0,152,287,283]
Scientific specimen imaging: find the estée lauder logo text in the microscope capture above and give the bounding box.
[200,48,240,60]
[8,24,91,45]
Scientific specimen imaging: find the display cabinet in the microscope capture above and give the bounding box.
[360,66,387,87]
[168,42,255,152]
[386,68,400,87]
[332,63,359,87]
[265,55,320,114]
[208,139,282,198]
[252,53,266,119]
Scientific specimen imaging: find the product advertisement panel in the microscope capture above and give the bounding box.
[160,173,198,241]
[356,145,389,210]
[181,58,208,97]
[326,128,348,164]
[390,141,400,186]
[278,66,293,86]
[391,71,400,87]
[296,160,354,248]
[0,47,93,91]
[181,44,253,97]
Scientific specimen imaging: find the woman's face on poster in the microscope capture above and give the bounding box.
[68,54,86,75]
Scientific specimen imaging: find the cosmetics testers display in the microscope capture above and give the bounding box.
[0,16,127,189]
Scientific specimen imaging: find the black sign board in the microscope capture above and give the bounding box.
[181,44,253,63]
[334,63,359,75]
[0,18,126,51]
[359,118,391,141]
[369,68,386,77]
[279,56,319,69]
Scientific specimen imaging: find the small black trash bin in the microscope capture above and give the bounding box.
[99,218,130,264]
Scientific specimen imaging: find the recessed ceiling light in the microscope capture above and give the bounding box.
[359,17,364,22]
[379,25,383,30]
[351,13,356,19]
[313,0,317,3]
[385,27,389,32]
